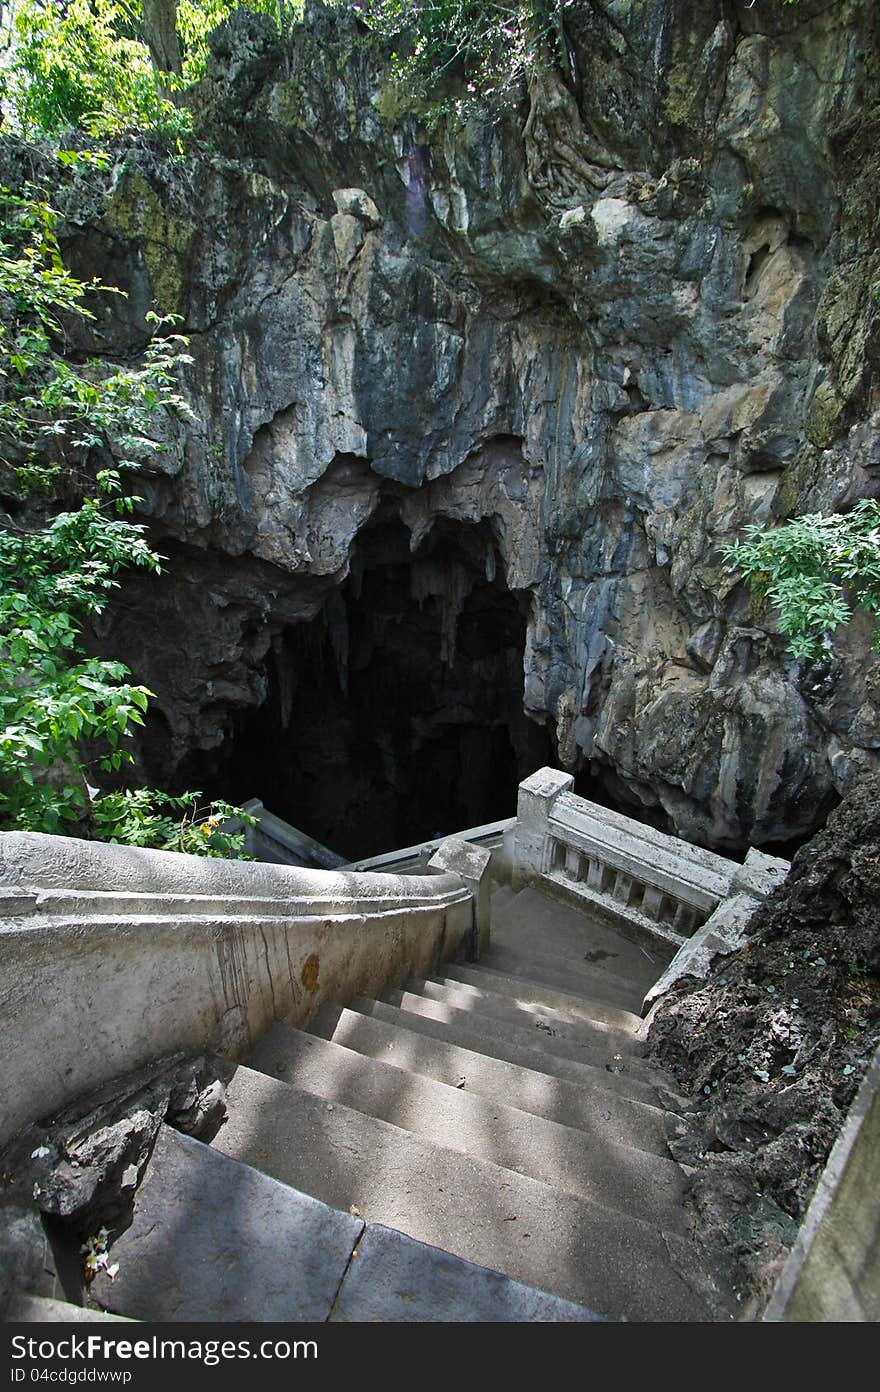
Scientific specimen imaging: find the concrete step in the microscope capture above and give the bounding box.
[310,1004,671,1156]
[330,1224,604,1322]
[213,1064,713,1322]
[250,1023,687,1228]
[90,1125,364,1322]
[492,886,669,992]
[88,1126,603,1323]
[396,976,644,1050]
[491,886,668,978]
[6,1295,136,1322]
[348,996,674,1109]
[478,944,649,1012]
[438,960,644,1023]
[486,883,517,935]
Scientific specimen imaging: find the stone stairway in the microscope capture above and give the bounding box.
[81,881,721,1323]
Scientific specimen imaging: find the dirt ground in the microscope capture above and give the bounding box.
[647,774,880,1316]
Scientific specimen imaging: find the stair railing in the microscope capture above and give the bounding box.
[513,768,788,957]
[0,830,484,1147]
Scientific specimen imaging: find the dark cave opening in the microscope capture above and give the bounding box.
[203,514,555,860]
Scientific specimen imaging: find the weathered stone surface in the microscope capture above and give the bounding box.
[428,837,492,954]
[34,0,880,852]
[764,1042,880,1322]
[647,771,880,1312]
[213,1063,712,1320]
[0,1206,61,1319]
[246,1019,687,1226]
[303,1005,672,1154]
[331,1223,605,1322]
[89,1125,364,1322]
[642,892,762,1015]
[732,848,791,900]
[5,1294,135,1322]
[0,832,473,1144]
[0,1054,229,1235]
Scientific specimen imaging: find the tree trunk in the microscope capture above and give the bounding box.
[141,0,182,77]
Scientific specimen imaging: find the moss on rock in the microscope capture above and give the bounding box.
[104,169,194,316]
[806,380,846,450]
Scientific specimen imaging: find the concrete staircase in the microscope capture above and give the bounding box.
[86,883,721,1323]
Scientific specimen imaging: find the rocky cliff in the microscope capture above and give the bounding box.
[44,0,880,855]
[649,768,880,1313]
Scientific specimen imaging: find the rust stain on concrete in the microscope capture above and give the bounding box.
[301,953,320,993]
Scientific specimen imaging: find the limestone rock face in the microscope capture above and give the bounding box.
[62,0,880,851]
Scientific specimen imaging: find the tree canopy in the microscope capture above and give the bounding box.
[0,0,286,139]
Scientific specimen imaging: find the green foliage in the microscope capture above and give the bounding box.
[89,787,256,856]
[361,0,561,123]
[176,0,291,83]
[0,181,193,484]
[0,0,287,140]
[723,500,880,660]
[0,160,250,853]
[0,168,177,830]
[0,519,158,832]
[1,1,561,136]
[3,0,192,140]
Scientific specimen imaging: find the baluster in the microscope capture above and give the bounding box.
[658,894,677,924]
[673,902,698,935]
[613,870,632,904]
[641,885,665,920]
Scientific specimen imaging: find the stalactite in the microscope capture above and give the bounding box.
[273,637,297,731]
[325,589,349,695]
[410,555,473,666]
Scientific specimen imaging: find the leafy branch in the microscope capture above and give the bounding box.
[0,0,288,141]
[723,500,880,660]
[0,160,247,851]
[90,787,257,856]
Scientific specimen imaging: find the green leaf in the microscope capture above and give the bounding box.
[725,501,880,658]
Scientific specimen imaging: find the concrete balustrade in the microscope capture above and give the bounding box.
[0,831,478,1146]
[763,1042,880,1321]
[1,782,788,1145]
[6,783,876,1325]
[342,817,515,880]
[513,769,789,963]
[225,799,347,870]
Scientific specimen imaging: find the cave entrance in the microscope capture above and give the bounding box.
[219,513,554,860]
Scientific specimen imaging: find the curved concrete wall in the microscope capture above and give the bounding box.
[0,833,473,1145]
[0,830,465,905]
